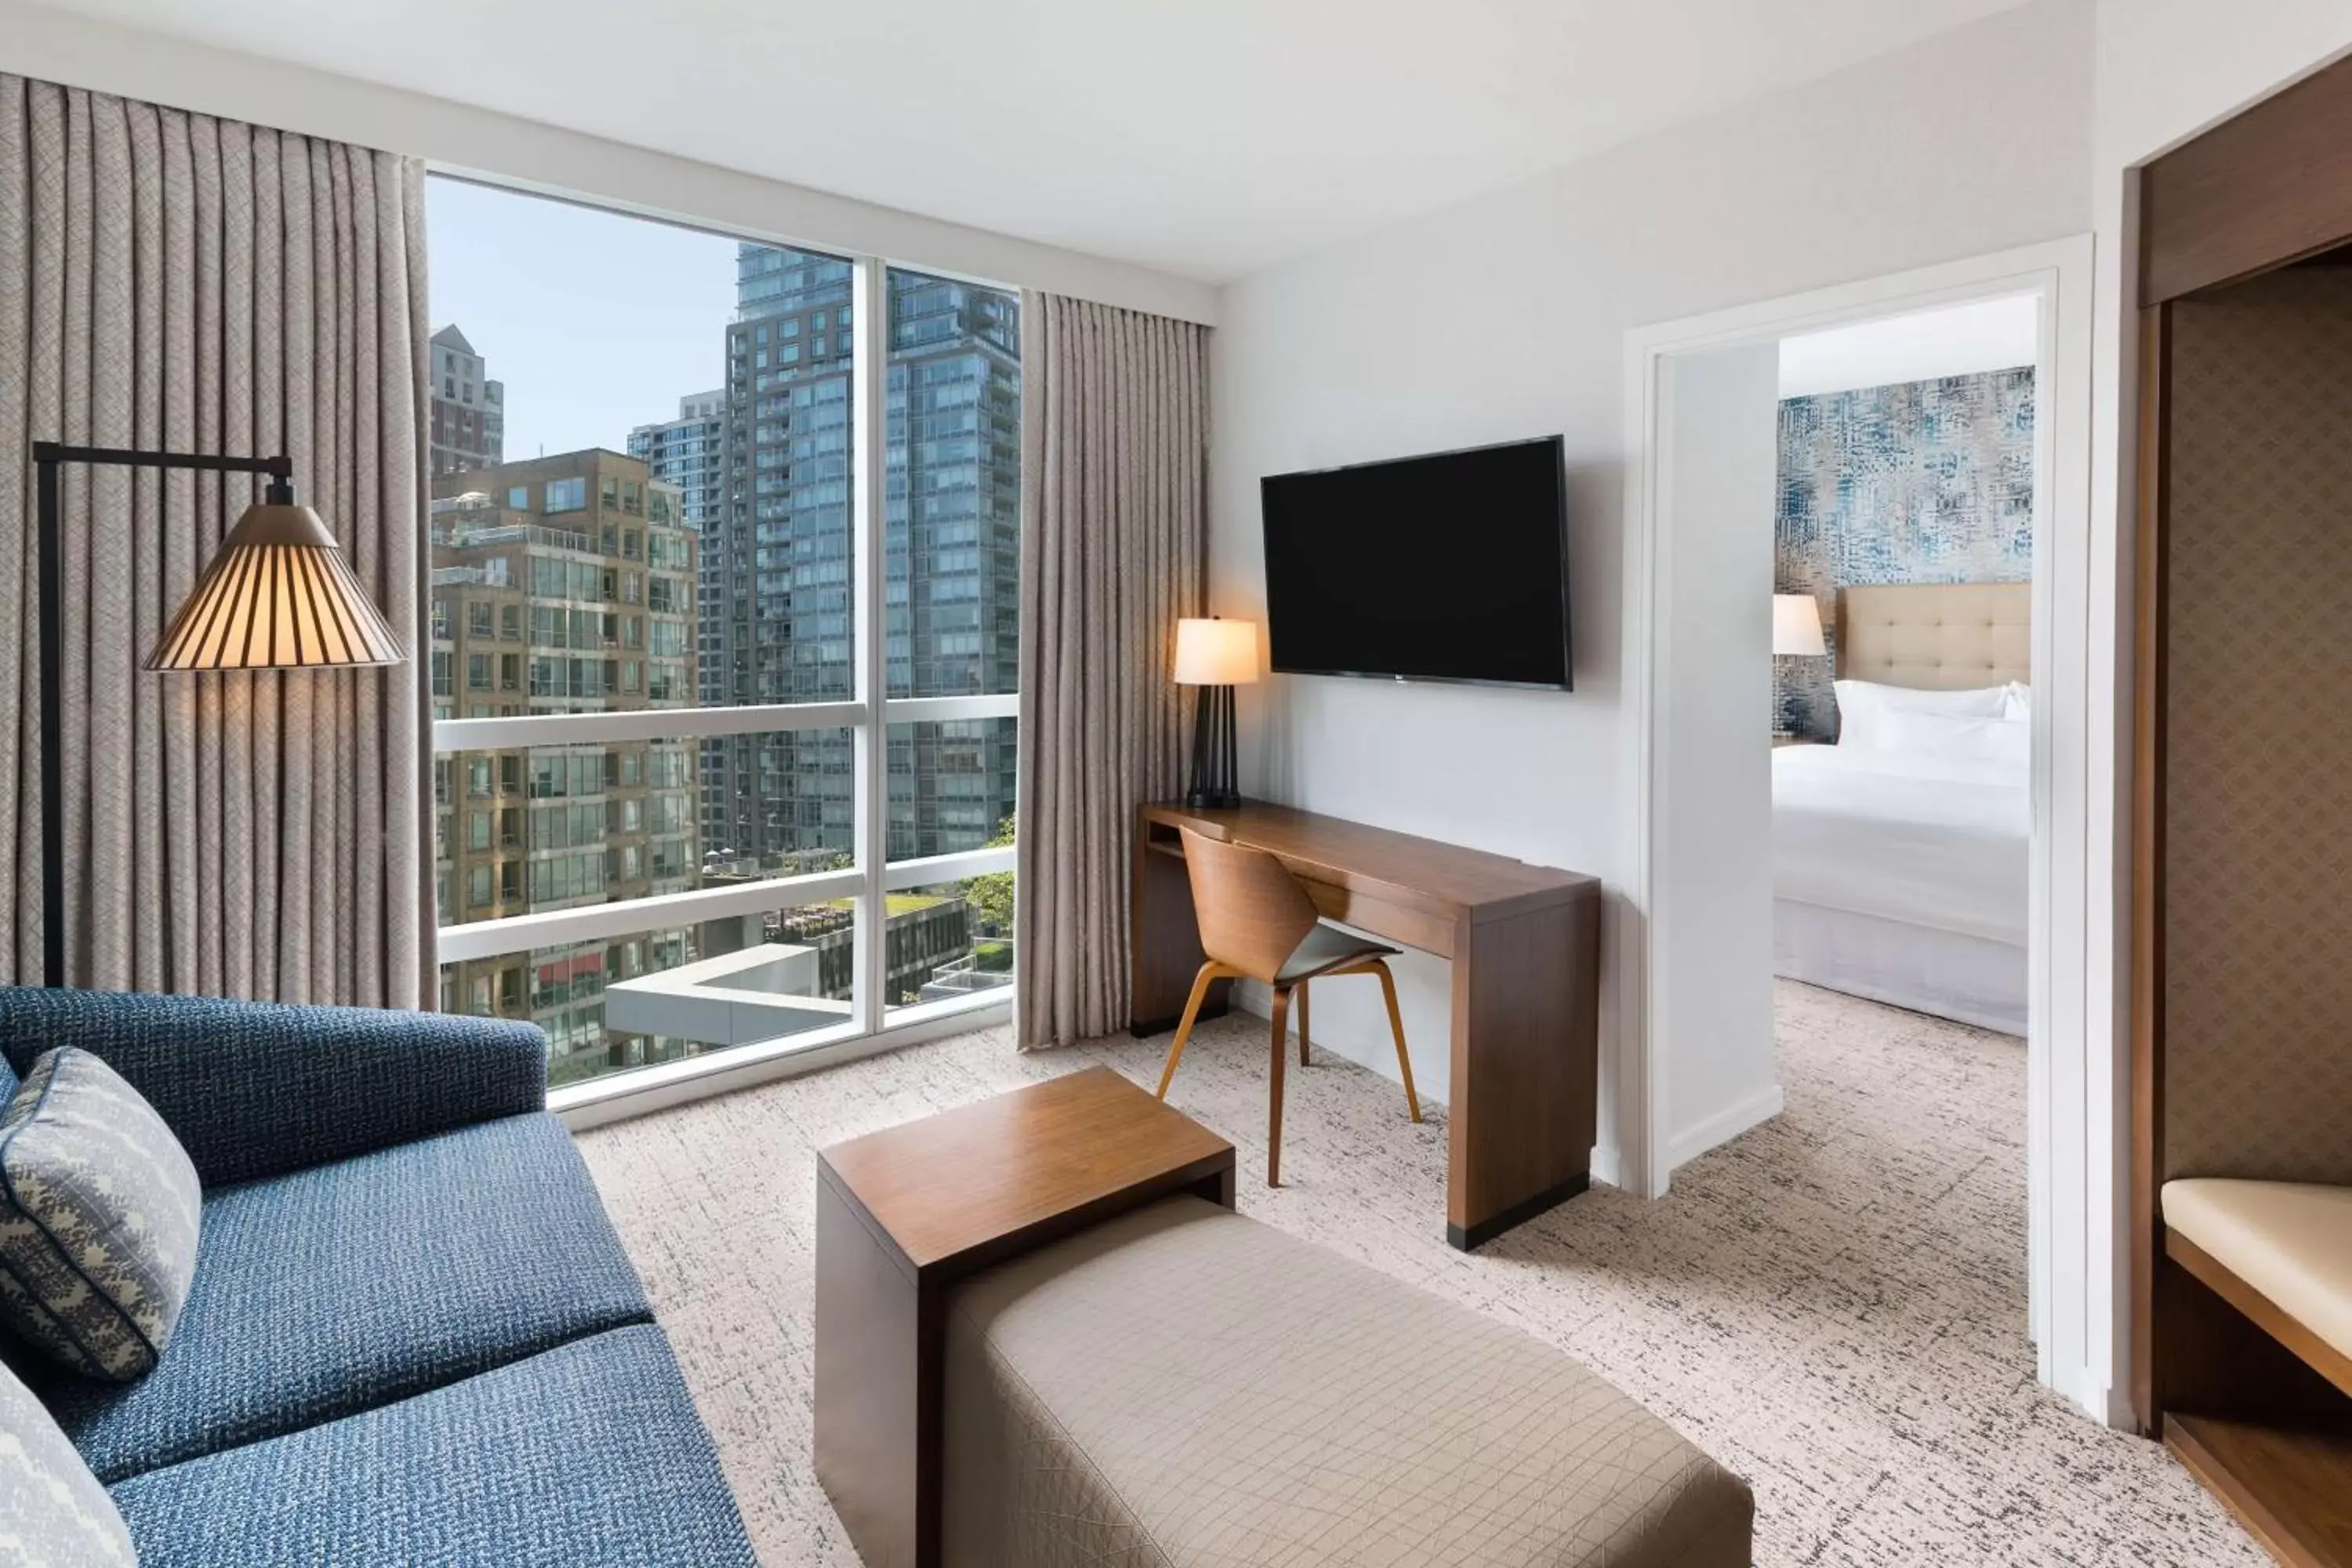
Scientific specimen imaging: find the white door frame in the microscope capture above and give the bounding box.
[1617,234,2110,1420]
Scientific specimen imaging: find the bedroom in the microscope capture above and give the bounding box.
[1769,294,2040,1051]
[1759,296,2042,1284]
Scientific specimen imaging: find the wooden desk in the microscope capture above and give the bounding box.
[1131,800,1600,1250]
[813,1067,1235,1568]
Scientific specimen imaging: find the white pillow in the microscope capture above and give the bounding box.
[1833,679,2009,751]
[1875,709,2031,768]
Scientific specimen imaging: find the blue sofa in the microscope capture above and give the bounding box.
[0,987,757,1567]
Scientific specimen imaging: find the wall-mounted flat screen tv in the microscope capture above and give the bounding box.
[1260,435,1571,690]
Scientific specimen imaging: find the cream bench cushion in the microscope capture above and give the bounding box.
[2162,1178,2352,1364]
[942,1196,1752,1568]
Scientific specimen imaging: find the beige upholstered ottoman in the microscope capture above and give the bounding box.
[942,1196,1752,1567]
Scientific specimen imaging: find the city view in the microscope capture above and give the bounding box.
[429,180,1018,1087]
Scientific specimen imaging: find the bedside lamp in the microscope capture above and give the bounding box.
[1174,617,1260,811]
[1771,593,1828,746]
[1772,593,1827,658]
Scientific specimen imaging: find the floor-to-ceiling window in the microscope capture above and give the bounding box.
[426,178,1018,1101]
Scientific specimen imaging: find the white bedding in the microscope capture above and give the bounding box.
[1771,742,2029,947]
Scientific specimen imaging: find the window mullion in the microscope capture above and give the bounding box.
[851,256,891,1033]
[876,692,1019,725]
[881,844,1015,891]
[433,699,866,753]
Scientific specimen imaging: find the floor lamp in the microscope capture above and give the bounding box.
[1174,616,1260,811]
[29,442,405,988]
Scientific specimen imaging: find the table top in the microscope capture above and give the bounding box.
[815,1066,1234,1278]
[1141,798,1595,923]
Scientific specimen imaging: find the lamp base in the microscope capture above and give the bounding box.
[1185,683,1241,813]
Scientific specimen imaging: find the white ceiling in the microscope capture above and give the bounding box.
[42,0,2034,282]
[1778,295,2040,398]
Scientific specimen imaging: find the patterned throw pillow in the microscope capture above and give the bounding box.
[0,1047,202,1382]
[0,1355,135,1566]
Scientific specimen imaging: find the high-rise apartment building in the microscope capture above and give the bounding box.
[704,249,855,873]
[627,390,727,533]
[428,448,700,1083]
[429,325,504,476]
[703,247,1020,878]
[881,268,1022,861]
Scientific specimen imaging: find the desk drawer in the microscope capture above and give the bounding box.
[1301,878,1453,960]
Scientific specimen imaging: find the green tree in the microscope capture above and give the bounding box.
[963,814,1016,935]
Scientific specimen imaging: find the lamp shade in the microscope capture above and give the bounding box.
[147,499,405,670]
[1172,617,1261,687]
[1771,593,1827,658]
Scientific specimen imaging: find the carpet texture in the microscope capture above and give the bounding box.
[576,981,2265,1566]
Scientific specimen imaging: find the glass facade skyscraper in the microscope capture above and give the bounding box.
[705,247,1021,876]
[705,249,857,873]
[882,267,1021,861]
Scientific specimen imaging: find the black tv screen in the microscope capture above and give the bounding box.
[1261,437,1571,690]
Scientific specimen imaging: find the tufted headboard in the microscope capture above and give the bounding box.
[1836,583,2030,690]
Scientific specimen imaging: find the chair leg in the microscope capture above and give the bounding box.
[1267,985,1290,1186]
[1370,960,1421,1123]
[1155,963,1221,1100]
[1297,981,1311,1067]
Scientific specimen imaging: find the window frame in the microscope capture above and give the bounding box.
[430,248,1018,1116]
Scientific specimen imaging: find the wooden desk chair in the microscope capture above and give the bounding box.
[1154,826,1421,1185]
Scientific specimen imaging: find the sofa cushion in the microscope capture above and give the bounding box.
[944,1196,1755,1568]
[0,1354,134,1566]
[20,1111,651,1483]
[109,1324,756,1568]
[0,1047,202,1381]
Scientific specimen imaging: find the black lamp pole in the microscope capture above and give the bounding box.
[30,442,296,988]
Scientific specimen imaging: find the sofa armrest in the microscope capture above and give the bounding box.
[0,988,546,1185]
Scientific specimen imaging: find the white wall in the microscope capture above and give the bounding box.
[1778,293,2039,397]
[1210,0,2095,1167]
[1657,344,1784,1164]
[2083,0,2352,1426]
[0,0,1216,325]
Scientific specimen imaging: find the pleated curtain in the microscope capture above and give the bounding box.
[1016,294,1209,1047]
[0,76,432,1007]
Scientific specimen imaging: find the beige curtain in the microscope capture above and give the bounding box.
[0,76,431,1007]
[1015,294,1208,1047]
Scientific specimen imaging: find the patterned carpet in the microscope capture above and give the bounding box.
[575,982,2264,1566]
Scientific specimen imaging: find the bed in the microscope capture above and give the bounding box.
[1772,583,2031,1036]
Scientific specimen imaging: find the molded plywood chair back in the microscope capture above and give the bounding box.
[1180,828,1320,983]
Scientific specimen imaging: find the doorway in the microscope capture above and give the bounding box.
[1618,236,2111,1420]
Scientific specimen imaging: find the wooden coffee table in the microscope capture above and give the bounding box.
[812,1066,1235,1568]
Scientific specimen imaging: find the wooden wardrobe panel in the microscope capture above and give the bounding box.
[2141,53,2352,304]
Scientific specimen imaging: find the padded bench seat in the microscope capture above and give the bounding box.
[2163,1178,2352,1372]
[942,1196,1753,1567]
